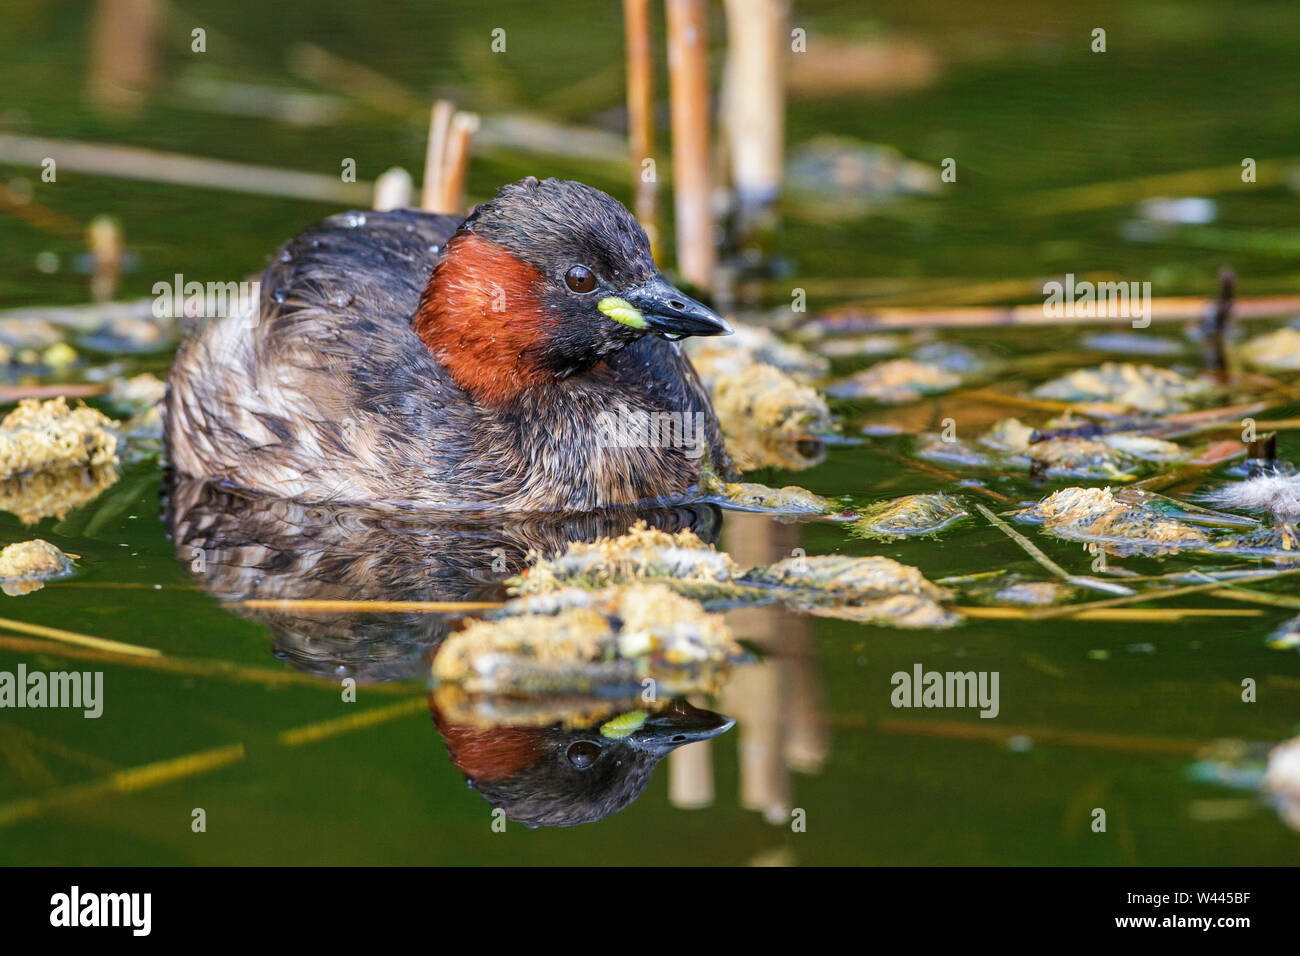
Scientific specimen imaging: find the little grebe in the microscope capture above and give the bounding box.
[164,177,733,511]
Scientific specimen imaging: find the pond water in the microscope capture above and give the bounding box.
[1,0,1298,864]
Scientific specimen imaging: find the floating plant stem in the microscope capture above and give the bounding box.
[1022,578,1252,621]
[0,698,428,827]
[959,606,1259,621]
[0,616,159,658]
[0,133,372,203]
[1209,589,1300,611]
[0,384,107,402]
[831,714,1206,756]
[238,598,504,613]
[973,502,1070,580]
[974,502,1136,596]
[0,743,247,828]
[872,447,1010,502]
[1012,159,1300,216]
[277,697,428,747]
[799,295,1300,333]
[955,389,1075,414]
[0,635,418,693]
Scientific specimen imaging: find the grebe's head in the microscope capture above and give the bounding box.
[415,177,730,406]
[432,697,735,828]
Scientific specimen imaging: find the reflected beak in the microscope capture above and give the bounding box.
[619,276,733,340]
[626,698,736,757]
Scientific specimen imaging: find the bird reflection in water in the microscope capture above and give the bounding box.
[165,475,740,826]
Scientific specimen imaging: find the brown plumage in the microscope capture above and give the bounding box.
[165,178,733,512]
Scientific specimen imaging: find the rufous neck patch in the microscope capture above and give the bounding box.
[413,233,555,406]
[434,716,546,781]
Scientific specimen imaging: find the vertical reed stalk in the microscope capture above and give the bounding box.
[722,0,787,235]
[623,0,660,257]
[666,0,716,289]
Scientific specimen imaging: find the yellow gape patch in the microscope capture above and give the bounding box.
[598,296,647,330]
[599,710,648,740]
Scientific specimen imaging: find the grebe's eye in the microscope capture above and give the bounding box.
[566,740,600,769]
[564,265,597,294]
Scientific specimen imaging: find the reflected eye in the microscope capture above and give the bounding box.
[566,741,600,769]
[564,265,597,294]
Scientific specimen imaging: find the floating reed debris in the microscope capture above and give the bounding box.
[0,398,118,479]
[238,598,503,614]
[974,501,1070,580]
[1132,440,1246,493]
[0,398,122,525]
[0,180,84,240]
[1031,362,1217,414]
[287,42,426,118]
[0,134,372,203]
[959,606,1259,622]
[1021,577,1276,621]
[803,294,1300,332]
[510,522,739,595]
[711,480,835,514]
[0,616,159,658]
[1018,487,1211,556]
[0,539,75,596]
[0,743,246,828]
[922,416,1190,483]
[828,358,961,404]
[831,714,1207,756]
[1209,588,1300,611]
[688,323,829,383]
[710,363,833,442]
[0,695,428,827]
[1240,327,1300,371]
[1011,158,1300,216]
[509,521,958,628]
[973,501,1134,597]
[0,634,416,693]
[870,446,1011,503]
[277,697,429,747]
[0,384,107,403]
[434,583,740,697]
[0,463,120,526]
[853,493,967,539]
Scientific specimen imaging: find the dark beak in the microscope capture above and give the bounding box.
[626,698,736,757]
[623,276,733,340]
